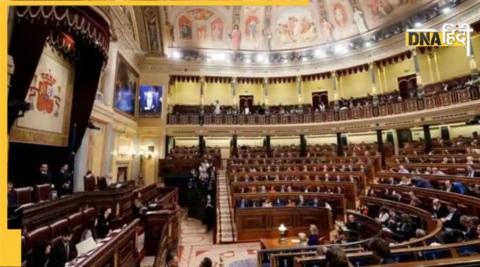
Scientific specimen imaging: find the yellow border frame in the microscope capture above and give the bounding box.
[1,1,308,266]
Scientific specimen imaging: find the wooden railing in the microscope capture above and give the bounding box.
[257,210,382,267]
[167,88,479,125]
[71,219,140,267]
[294,239,480,267]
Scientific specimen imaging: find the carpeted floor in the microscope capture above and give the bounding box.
[179,217,259,267]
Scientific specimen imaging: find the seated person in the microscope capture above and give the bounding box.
[442,203,463,230]
[395,214,414,242]
[377,207,390,224]
[55,164,73,197]
[80,219,97,242]
[298,232,308,247]
[237,198,249,208]
[49,228,77,267]
[274,198,285,207]
[262,199,272,208]
[286,199,296,207]
[345,215,359,241]
[133,192,148,217]
[96,207,113,239]
[308,224,320,246]
[432,198,448,219]
[367,237,396,264]
[26,240,51,267]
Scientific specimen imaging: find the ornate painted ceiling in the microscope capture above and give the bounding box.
[163,1,434,51]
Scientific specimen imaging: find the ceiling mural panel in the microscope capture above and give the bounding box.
[165,0,433,51]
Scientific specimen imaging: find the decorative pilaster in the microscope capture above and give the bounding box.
[332,71,339,100]
[200,76,205,106]
[296,75,303,104]
[263,77,269,105]
[412,48,424,97]
[369,62,377,95]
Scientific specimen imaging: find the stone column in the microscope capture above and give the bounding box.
[102,124,115,176]
[300,135,306,157]
[265,135,271,157]
[423,125,432,153]
[369,62,378,95]
[336,132,343,156]
[231,135,238,157]
[101,41,119,107]
[263,77,269,105]
[200,76,205,106]
[296,75,303,104]
[231,77,237,105]
[376,129,385,167]
[412,49,424,97]
[73,130,89,192]
[199,136,205,156]
[332,71,339,100]
[468,39,479,74]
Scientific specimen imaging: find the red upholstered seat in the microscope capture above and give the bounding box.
[83,207,97,221]
[84,175,96,191]
[14,186,33,205]
[68,212,84,243]
[26,225,51,252]
[50,218,69,246]
[34,184,51,202]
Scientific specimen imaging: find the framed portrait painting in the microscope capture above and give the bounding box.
[114,53,139,117]
[139,85,163,117]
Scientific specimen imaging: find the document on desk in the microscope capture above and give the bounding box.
[76,237,97,255]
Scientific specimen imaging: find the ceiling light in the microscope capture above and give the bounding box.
[244,57,251,64]
[210,52,228,62]
[441,7,451,14]
[256,53,266,63]
[414,22,423,28]
[364,41,372,48]
[314,49,326,58]
[334,45,348,55]
[171,50,181,60]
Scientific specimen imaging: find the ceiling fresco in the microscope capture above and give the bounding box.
[164,0,434,51]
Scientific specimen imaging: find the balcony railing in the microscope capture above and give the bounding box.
[167,87,479,125]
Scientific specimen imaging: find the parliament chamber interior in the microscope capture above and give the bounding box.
[6,2,480,267]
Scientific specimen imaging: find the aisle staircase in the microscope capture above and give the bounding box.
[216,169,236,243]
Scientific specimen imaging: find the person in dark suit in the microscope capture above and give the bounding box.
[368,237,396,264]
[48,228,77,267]
[26,240,51,267]
[38,163,52,185]
[442,203,463,230]
[7,181,17,209]
[412,177,433,189]
[461,216,478,240]
[432,198,449,219]
[55,164,73,197]
[345,214,359,241]
[395,214,414,242]
[96,207,113,239]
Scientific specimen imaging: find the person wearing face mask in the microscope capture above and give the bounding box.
[48,228,77,267]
